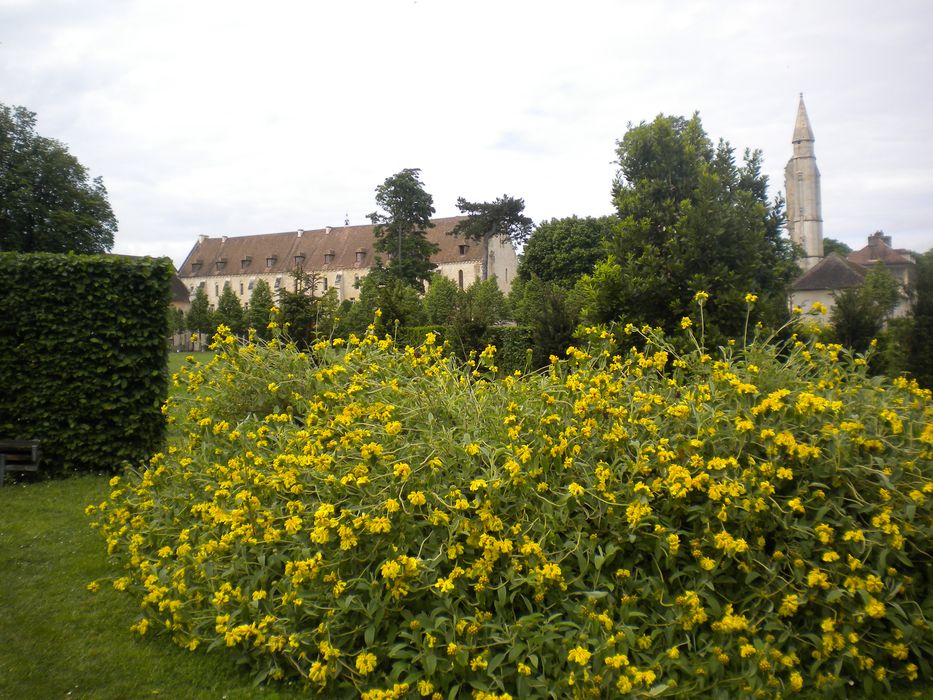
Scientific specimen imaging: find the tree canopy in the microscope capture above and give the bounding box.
[519,215,617,284]
[368,168,438,291]
[578,113,797,339]
[452,195,532,281]
[0,103,117,253]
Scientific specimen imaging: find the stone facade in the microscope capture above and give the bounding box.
[176,217,519,308]
[784,95,824,272]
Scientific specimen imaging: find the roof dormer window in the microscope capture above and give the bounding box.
[294,253,306,268]
[241,256,252,269]
[191,261,203,272]
[355,249,366,263]
[215,259,227,271]
[458,244,469,256]
[324,251,335,265]
[266,255,278,268]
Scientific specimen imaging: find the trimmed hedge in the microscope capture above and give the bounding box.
[0,253,173,474]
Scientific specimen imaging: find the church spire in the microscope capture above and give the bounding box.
[792,93,815,148]
[785,94,823,272]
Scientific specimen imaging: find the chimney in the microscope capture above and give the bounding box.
[297,228,304,238]
[325,226,333,234]
[221,236,228,244]
[197,234,208,244]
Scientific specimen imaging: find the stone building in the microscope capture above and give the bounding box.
[176,217,519,308]
[785,97,916,320]
[785,94,823,273]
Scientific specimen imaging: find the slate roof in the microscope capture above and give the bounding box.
[170,275,190,304]
[178,217,479,278]
[791,252,866,291]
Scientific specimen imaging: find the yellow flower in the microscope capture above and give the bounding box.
[567,646,591,665]
[694,290,709,303]
[568,482,584,497]
[356,652,377,675]
[744,293,758,304]
[680,316,693,329]
[407,491,427,506]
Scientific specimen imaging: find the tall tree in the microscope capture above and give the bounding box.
[823,237,853,257]
[830,265,902,355]
[908,249,933,387]
[451,195,533,281]
[185,287,215,334]
[215,285,244,335]
[368,168,438,291]
[519,215,617,284]
[0,103,117,253]
[423,273,461,325]
[579,113,797,340]
[246,279,274,339]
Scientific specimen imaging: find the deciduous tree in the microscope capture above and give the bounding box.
[519,215,616,284]
[579,113,797,340]
[0,103,117,253]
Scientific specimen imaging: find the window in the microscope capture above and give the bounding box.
[322,277,328,291]
[223,279,230,290]
[354,274,360,286]
[324,251,335,265]
[191,261,202,272]
[239,282,244,295]
[355,249,366,263]
[459,244,468,256]
[214,284,219,296]
[248,278,255,291]
[294,254,306,267]
[266,255,277,267]
[458,270,464,289]
[241,257,251,269]
[274,276,282,289]
[215,259,226,271]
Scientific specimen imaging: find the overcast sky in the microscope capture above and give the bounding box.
[2,0,932,268]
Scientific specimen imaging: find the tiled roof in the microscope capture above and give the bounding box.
[791,253,866,291]
[178,217,481,278]
[847,232,915,266]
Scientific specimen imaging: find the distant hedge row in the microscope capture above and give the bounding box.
[0,253,173,474]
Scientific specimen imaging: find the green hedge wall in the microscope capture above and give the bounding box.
[0,253,173,474]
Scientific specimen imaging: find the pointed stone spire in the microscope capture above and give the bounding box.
[792,93,815,145]
[785,94,823,272]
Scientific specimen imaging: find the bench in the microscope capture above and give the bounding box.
[0,440,42,487]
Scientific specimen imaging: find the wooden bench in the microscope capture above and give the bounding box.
[0,440,42,487]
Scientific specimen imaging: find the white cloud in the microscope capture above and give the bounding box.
[1,0,931,268]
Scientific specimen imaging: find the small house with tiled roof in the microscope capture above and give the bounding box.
[790,231,916,321]
[176,217,518,308]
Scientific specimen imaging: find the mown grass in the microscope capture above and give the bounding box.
[167,350,214,375]
[0,474,308,699]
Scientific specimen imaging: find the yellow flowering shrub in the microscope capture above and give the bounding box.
[90,320,933,697]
